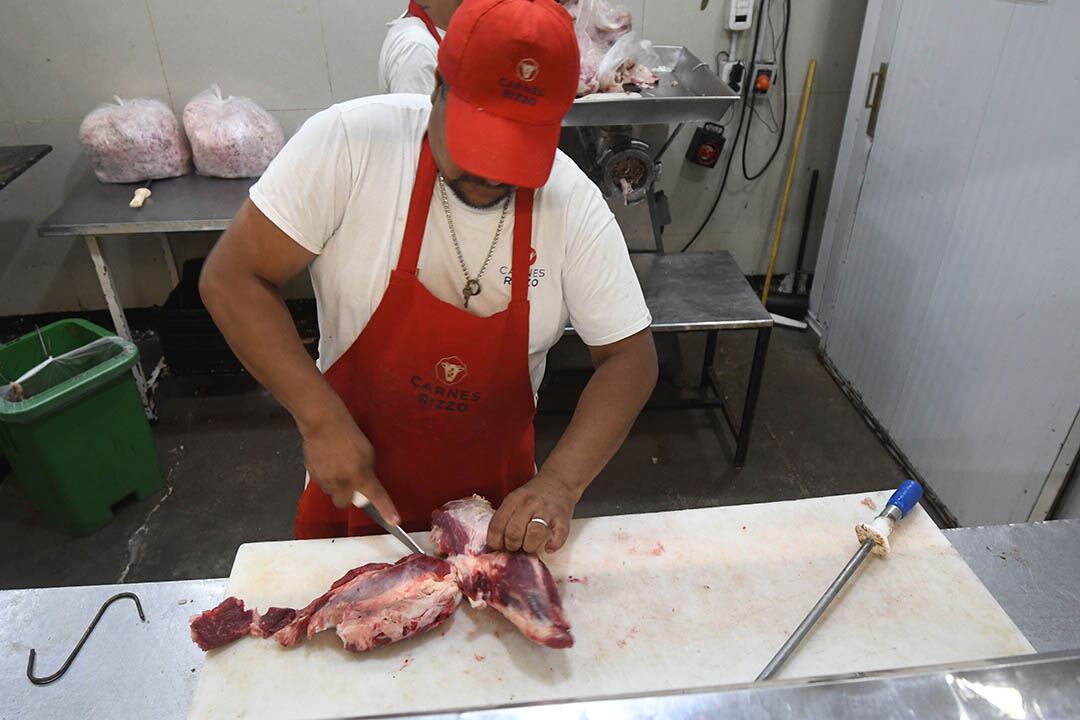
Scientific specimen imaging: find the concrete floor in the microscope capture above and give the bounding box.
[0,330,907,590]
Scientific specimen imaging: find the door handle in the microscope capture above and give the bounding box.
[865,62,888,138]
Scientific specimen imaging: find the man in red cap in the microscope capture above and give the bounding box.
[201,0,657,554]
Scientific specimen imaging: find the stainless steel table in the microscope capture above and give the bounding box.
[0,578,225,720]
[559,251,774,467]
[37,173,256,414]
[944,519,1080,652]
[0,144,52,191]
[2,520,1075,719]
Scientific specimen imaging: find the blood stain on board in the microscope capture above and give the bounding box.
[567,575,589,586]
[399,657,413,671]
[474,654,486,662]
[861,497,878,510]
[628,541,666,557]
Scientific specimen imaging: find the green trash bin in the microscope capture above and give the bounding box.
[0,319,163,535]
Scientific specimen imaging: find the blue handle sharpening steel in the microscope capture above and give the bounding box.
[756,480,924,681]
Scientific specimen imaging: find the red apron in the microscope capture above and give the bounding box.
[407,1,443,44]
[295,138,537,539]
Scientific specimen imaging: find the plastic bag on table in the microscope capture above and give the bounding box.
[79,96,192,184]
[576,32,605,96]
[595,33,661,93]
[570,0,632,48]
[1,337,126,403]
[183,85,284,179]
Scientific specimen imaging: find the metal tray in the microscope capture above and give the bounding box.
[563,45,739,127]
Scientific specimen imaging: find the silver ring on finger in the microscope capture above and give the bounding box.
[528,517,550,532]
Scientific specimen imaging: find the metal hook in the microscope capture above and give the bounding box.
[26,592,146,686]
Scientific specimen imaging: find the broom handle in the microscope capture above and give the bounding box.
[762,59,817,305]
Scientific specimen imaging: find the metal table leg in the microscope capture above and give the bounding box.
[85,235,155,419]
[734,327,771,467]
[157,233,180,287]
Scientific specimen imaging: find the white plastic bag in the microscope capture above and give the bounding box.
[595,33,660,93]
[183,85,284,179]
[79,96,192,184]
[1,337,126,403]
[571,0,632,47]
[569,0,636,96]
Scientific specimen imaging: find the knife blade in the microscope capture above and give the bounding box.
[351,492,428,556]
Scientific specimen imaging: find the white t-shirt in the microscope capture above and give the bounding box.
[378,16,444,95]
[249,94,651,395]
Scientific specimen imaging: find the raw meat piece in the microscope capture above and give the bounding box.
[252,607,297,638]
[431,495,494,556]
[431,496,574,648]
[190,596,255,651]
[190,556,461,654]
[452,552,574,648]
[79,96,192,183]
[183,85,284,179]
[191,497,575,655]
[599,57,660,93]
[303,555,461,653]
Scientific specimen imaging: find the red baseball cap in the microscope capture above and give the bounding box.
[438,0,579,189]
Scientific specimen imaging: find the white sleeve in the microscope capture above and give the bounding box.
[562,183,652,346]
[386,42,438,95]
[248,107,355,255]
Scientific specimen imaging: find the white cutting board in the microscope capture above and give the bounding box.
[189,491,1032,719]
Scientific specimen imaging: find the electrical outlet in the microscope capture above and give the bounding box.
[752,63,776,94]
[722,61,745,93]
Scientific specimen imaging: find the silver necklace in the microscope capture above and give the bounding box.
[437,175,511,308]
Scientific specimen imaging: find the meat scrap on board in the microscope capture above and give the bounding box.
[191,496,573,653]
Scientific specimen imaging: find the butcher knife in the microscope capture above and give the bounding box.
[352,492,429,556]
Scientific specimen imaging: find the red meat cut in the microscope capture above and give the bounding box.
[431,495,574,648]
[191,496,574,654]
[190,596,254,651]
[191,556,460,653]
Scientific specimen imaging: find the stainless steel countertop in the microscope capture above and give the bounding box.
[400,650,1080,720]
[37,173,254,237]
[562,46,739,128]
[3,521,1075,719]
[630,251,772,331]
[0,578,225,720]
[943,519,1080,652]
[0,144,52,191]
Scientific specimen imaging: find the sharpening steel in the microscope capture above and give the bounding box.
[757,480,924,681]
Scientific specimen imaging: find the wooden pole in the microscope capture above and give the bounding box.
[762,59,817,305]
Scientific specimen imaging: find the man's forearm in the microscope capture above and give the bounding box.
[541,330,658,499]
[200,256,344,434]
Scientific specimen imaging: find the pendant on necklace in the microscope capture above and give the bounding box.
[463,278,482,308]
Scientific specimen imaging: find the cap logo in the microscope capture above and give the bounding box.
[516,59,540,83]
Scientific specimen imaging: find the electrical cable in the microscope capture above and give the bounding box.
[681,0,768,252]
[741,0,791,181]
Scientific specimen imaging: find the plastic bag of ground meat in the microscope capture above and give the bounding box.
[79,96,192,183]
[183,85,284,179]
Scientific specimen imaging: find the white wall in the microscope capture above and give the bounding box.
[813,0,1080,525]
[0,0,866,315]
